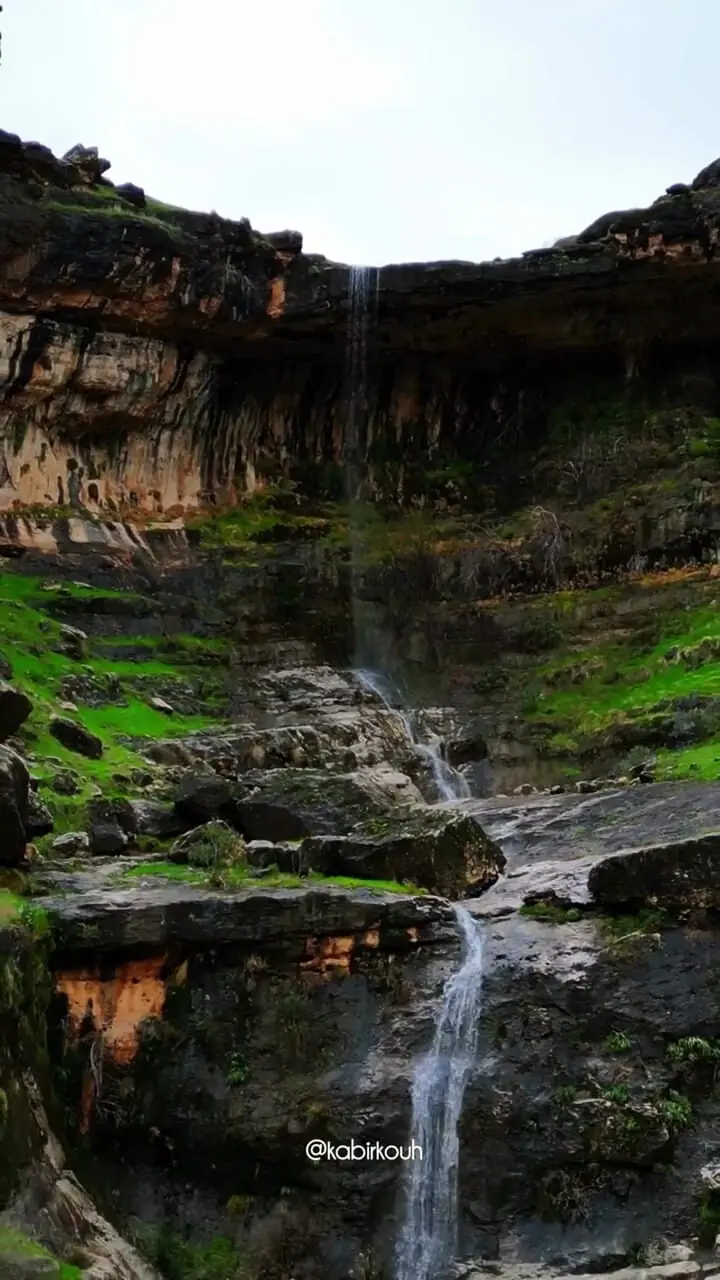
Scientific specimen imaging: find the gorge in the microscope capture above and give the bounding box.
[4,129,720,1280]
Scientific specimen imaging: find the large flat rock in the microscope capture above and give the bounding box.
[457,782,720,916]
[40,882,456,956]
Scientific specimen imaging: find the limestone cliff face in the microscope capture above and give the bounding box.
[6,130,720,518]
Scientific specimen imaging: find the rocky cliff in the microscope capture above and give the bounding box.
[5,131,720,1280]
[5,131,720,519]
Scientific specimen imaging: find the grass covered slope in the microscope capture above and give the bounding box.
[0,570,227,842]
[491,568,720,782]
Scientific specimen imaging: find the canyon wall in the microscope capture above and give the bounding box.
[5,130,720,522]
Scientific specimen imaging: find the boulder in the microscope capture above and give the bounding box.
[116,799,186,840]
[149,696,174,715]
[54,624,87,660]
[301,808,505,898]
[0,743,30,865]
[144,740,195,767]
[62,142,111,181]
[88,801,128,855]
[0,681,32,740]
[47,771,79,796]
[169,820,246,867]
[0,653,13,679]
[115,181,146,207]
[588,832,720,910]
[25,791,54,838]
[48,717,103,759]
[51,831,90,855]
[234,768,410,842]
[173,770,237,823]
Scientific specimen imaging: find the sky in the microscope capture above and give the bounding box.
[3,0,720,265]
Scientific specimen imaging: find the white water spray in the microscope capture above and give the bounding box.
[354,667,470,803]
[395,905,484,1280]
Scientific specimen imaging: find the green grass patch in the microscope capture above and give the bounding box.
[0,1226,81,1279]
[0,891,23,925]
[518,584,720,776]
[518,902,582,923]
[599,908,670,939]
[122,861,422,896]
[0,571,226,837]
[666,1036,720,1064]
[654,738,720,782]
[602,1031,632,1054]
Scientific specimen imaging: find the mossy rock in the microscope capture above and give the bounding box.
[301,806,506,898]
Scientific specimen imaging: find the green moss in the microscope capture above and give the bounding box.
[554,1084,578,1105]
[0,891,24,925]
[122,861,422,895]
[599,908,670,939]
[41,193,183,235]
[226,1052,249,1086]
[698,1188,720,1247]
[602,1031,632,1054]
[666,1036,720,1064]
[0,1227,81,1279]
[658,1089,693,1130]
[601,1083,629,1104]
[133,1227,245,1280]
[518,902,582,923]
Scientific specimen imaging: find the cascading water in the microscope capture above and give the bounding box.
[344,270,481,1278]
[354,667,470,803]
[345,264,381,669]
[344,266,470,802]
[395,905,484,1280]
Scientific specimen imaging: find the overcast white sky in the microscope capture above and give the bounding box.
[4,0,719,265]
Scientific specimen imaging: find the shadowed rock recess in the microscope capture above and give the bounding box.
[6,131,720,1279]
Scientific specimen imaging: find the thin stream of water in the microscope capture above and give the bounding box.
[354,666,470,803]
[343,267,482,1280]
[395,905,485,1280]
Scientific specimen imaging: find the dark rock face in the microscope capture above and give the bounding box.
[48,717,103,760]
[0,682,32,741]
[43,880,456,1279]
[0,745,30,865]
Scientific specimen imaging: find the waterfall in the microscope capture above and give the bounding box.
[354,666,470,804]
[395,906,484,1280]
[344,266,472,804]
[345,264,378,504]
[345,265,379,668]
